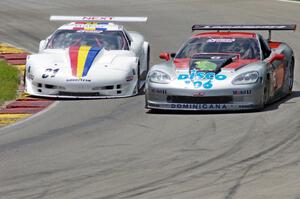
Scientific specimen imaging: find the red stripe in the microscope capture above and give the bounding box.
[73,27,84,30]
[193,32,256,38]
[69,46,80,76]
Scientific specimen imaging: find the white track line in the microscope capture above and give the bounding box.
[278,0,300,4]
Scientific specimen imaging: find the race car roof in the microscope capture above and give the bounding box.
[57,22,123,31]
[192,32,257,38]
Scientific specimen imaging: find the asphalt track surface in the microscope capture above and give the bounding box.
[0,0,300,198]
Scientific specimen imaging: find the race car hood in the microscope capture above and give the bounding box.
[27,47,137,79]
[174,57,258,71]
[149,54,262,90]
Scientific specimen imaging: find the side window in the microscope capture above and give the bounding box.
[258,35,271,59]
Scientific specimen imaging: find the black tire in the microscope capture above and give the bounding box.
[23,68,27,88]
[135,64,140,95]
[288,58,294,94]
[146,46,150,72]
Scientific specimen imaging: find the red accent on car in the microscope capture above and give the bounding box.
[69,46,80,76]
[174,57,258,70]
[159,52,170,61]
[193,32,256,38]
[268,41,281,49]
[174,58,190,69]
[269,53,285,63]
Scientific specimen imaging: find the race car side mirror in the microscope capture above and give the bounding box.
[270,53,284,62]
[159,52,170,61]
[39,40,47,52]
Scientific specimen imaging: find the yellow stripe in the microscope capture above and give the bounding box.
[77,46,91,78]
[0,114,31,119]
[17,64,26,69]
[0,120,17,125]
[84,27,96,31]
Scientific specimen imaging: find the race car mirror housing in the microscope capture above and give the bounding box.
[159,52,170,61]
[39,40,47,52]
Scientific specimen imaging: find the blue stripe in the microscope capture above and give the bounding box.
[82,47,102,77]
[96,28,107,31]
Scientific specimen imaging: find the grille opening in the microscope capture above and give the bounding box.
[117,84,121,89]
[37,83,42,88]
[167,95,233,104]
[105,85,114,90]
[58,91,100,97]
[37,89,42,92]
[45,84,54,89]
[117,90,122,94]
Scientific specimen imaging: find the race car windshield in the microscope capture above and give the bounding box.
[176,37,261,59]
[46,30,129,50]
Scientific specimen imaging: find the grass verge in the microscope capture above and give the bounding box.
[0,60,19,106]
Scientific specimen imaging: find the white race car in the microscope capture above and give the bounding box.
[25,16,149,98]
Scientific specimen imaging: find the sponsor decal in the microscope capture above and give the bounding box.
[194,60,217,71]
[207,38,235,43]
[233,90,252,95]
[83,16,113,21]
[151,88,167,94]
[66,78,91,82]
[69,46,102,78]
[76,30,104,33]
[126,75,134,82]
[42,68,59,79]
[170,103,227,110]
[177,70,227,89]
[192,91,205,96]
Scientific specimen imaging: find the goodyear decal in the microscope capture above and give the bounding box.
[69,46,102,78]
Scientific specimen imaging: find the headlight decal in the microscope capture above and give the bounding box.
[148,70,171,84]
[232,71,259,85]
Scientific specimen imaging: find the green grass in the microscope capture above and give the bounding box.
[0,60,19,106]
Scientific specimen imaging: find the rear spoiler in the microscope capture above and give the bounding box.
[50,16,148,22]
[191,24,296,40]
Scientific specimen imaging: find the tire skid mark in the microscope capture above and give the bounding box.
[165,121,300,197]
[97,119,257,199]
[224,164,254,199]
[100,116,300,199]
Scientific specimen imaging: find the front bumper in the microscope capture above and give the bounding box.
[25,77,136,99]
[145,81,264,111]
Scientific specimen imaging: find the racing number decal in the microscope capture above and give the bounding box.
[42,68,59,79]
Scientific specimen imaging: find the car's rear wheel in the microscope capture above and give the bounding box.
[288,58,294,94]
